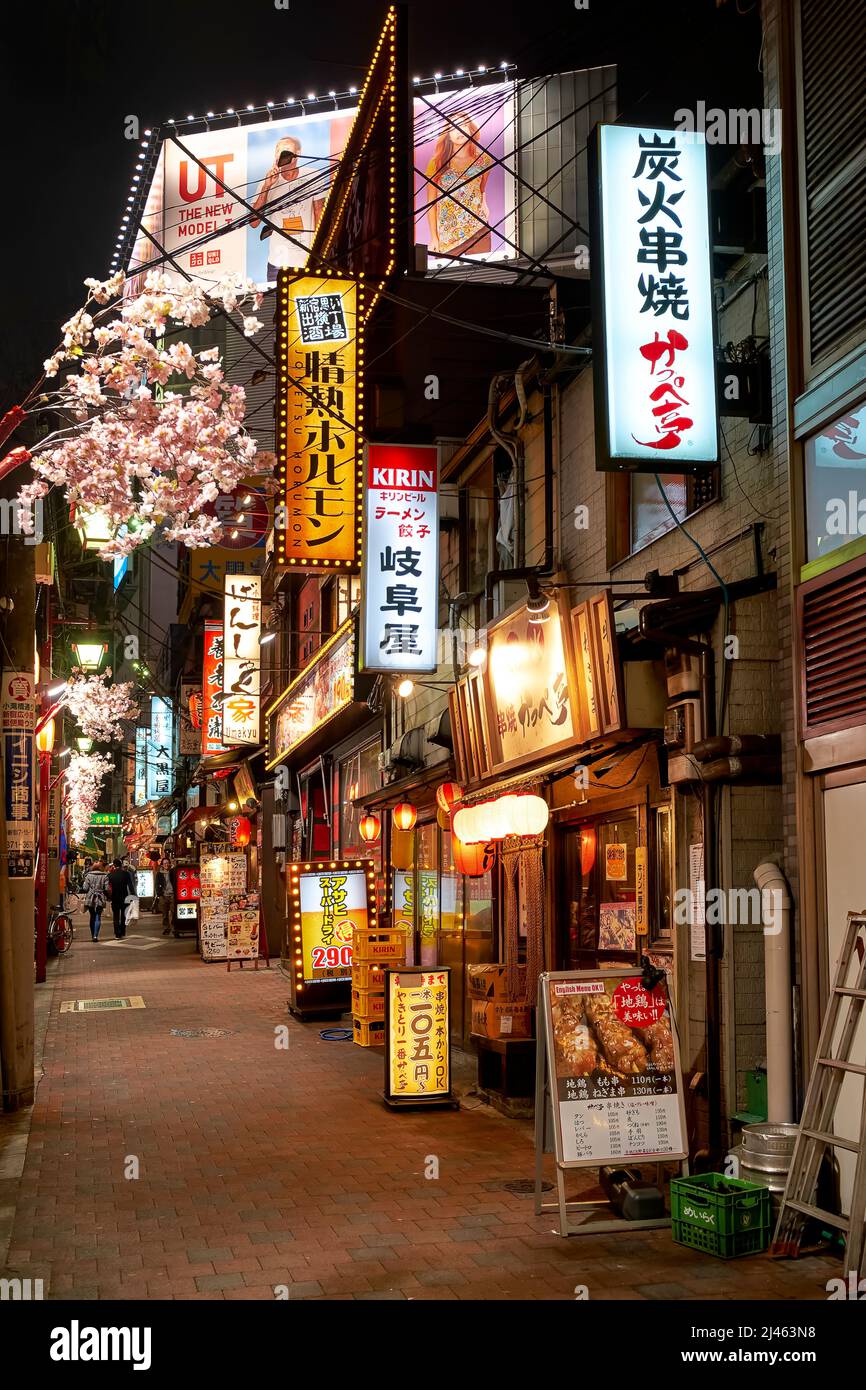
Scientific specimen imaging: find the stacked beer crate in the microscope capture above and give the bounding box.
[351,924,405,1046]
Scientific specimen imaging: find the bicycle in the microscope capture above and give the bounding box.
[62,887,84,914]
[34,905,74,958]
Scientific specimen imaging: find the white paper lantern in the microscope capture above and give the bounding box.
[510,793,549,837]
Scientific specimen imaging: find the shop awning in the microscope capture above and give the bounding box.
[356,756,454,811]
[192,745,266,786]
[176,805,218,832]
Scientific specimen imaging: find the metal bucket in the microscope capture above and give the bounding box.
[731,1122,799,1214]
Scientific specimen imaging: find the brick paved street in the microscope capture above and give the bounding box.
[0,914,839,1301]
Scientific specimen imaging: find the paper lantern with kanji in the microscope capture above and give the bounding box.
[452,835,495,877]
[393,802,417,832]
[231,816,252,848]
[436,782,463,815]
[358,812,381,844]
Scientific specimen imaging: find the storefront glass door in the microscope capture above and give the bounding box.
[560,811,640,969]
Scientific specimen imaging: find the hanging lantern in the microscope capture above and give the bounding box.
[232,815,252,848]
[391,826,414,871]
[452,835,496,877]
[509,792,550,837]
[453,806,478,843]
[436,805,451,832]
[358,812,381,844]
[580,826,597,878]
[35,718,56,754]
[436,782,463,815]
[393,802,417,832]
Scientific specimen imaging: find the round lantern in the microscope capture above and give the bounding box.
[393,802,417,832]
[436,805,451,832]
[232,815,252,848]
[509,792,549,837]
[452,835,495,877]
[579,826,597,878]
[358,812,381,844]
[453,805,478,844]
[436,782,463,816]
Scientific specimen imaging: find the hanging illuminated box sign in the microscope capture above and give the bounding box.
[590,124,718,472]
[361,443,439,673]
[222,575,261,745]
[287,861,375,985]
[201,620,225,756]
[147,697,174,802]
[384,967,454,1107]
[276,273,364,572]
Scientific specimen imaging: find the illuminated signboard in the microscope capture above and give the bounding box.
[222,574,261,745]
[147,698,174,802]
[485,595,579,775]
[201,620,225,756]
[177,903,197,920]
[590,124,718,471]
[91,813,122,826]
[266,616,357,767]
[361,443,439,673]
[384,968,453,1106]
[276,273,363,572]
[288,861,375,986]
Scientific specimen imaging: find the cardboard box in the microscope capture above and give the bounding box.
[467,963,525,1002]
[470,1000,532,1040]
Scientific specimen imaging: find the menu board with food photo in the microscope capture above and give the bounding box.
[543,969,687,1167]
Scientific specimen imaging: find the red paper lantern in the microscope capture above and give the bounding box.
[393,802,417,832]
[436,781,463,815]
[358,812,381,844]
[232,816,252,848]
[452,835,495,877]
[580,826,597,878]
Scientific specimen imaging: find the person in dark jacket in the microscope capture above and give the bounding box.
[107,858,137,938]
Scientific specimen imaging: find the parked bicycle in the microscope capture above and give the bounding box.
[34,905,74,958]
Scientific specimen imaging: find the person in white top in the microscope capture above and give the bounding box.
[250,136,326,282]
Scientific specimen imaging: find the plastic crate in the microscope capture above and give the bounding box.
[352,986,385,1020]
[353,1016,385,1047]
[352,960,390,991]
[352,927,406,963]
[671,1172,771,1258]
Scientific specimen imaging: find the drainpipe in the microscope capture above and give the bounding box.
[485,375,556,622]
[753,860,794,1123]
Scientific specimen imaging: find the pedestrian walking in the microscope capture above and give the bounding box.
[107,857,137,939]
[82,859,108,941]
[156,857,174,935]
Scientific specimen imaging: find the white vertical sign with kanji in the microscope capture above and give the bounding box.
[360,444,439,673]
[595,124,718,468]
[222,575,261,745]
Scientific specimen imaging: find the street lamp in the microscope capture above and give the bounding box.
[70,639,108,672]
[75,507,113,551]
[35,717,56,985]
[75,736,94,753]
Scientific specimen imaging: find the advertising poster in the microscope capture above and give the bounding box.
[392,869,415,967]
[387,969,450,1100]
[227,892,260,960]
[361,443,439,673]
[2,671,36,876]
[605,842,627,881]
[269,618,355,764]
[298,865,370,982]
[544,971,687,1167]
[598,903,637,952]
[413,85,516,264]
[199,848,246,961]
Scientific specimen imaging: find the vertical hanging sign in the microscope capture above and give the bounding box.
[590,124,718,471]
[222,575,262,745]
[201,620,225,756]
[361,443,439,673]
[2,671,36,877]
[275,273,363,572]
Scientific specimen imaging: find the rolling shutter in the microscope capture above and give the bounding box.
[801,554,866,735]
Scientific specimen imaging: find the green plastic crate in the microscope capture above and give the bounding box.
[671,1172,771,1259]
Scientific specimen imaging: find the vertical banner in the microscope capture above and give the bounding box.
[635,845,648,937]
[275,273,363,572]
[385,968,452,1106]
[222,574,262,745]
[179,684,203,756]
[201,620,225,756]
[361,443,439,673]
[591,124,718,471]
[2,671,36,877]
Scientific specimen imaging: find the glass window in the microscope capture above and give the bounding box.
[339,741,381,862]
[560,811,640,967]
[417,822,439,968]
[804,403,866,564]
[631,473,687,551]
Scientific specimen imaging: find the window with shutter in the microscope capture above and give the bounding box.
[799,551,866,737]
[800,0,866,371]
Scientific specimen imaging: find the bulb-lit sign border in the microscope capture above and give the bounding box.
[287,860,377,1000]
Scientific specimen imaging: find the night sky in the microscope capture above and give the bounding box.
[1,0,761,412]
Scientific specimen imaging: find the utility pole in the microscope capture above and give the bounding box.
[0,514,37,1111]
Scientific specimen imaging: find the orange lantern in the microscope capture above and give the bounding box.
[391,826,415,871]
[452,835,495,877]
[232,815,252,848]
[436,805,451,832]
[393,802,417,832]
[436,781,463,815]
[358,812,381,844]
[579,826,597,877]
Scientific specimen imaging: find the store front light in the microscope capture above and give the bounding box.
[71,639,108,672]
[397,678,414,698]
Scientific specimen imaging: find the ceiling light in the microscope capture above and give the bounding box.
[397,678,414,699]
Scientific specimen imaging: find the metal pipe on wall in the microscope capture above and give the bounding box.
[754,860,795,1123]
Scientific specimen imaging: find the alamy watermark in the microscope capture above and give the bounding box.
[674,885,784,934]
[674,103,782,157]
[0,498,43,545]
